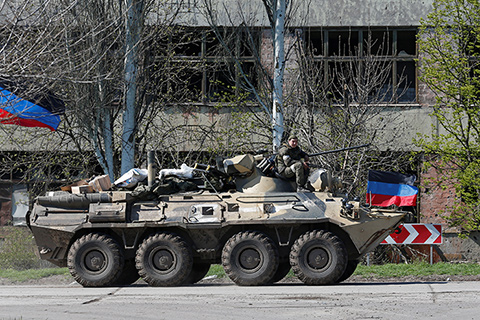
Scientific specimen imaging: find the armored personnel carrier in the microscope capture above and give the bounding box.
[27,153,405,287]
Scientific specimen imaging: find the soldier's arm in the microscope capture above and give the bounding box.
[278,147,292,166]
[300,148,308,160]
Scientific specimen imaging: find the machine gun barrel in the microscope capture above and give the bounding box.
[308,144,370,157]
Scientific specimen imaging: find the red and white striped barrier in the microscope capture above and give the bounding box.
[381,223,442,245]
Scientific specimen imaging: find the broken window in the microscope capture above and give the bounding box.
[364,30,392,56]
[305,28,418,104]
[306,30,324,56]
[206,65,236,101]
[169,65,204,102]
[154,28,259,103]
[397,30,416,56]
[397,61,416,102]
[172,33,202,57]
[328,30,359,56]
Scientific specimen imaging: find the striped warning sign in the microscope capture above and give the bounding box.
[381,224,442,245]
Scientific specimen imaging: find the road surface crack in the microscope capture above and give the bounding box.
[427,284,437,303]
[82,288,121,305]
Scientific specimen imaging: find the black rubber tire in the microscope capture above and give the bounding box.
[114,259,140,286]
[135,232,193,287]
[269,260,291,283]
[67,233,124,287]
[222,231,279,286]
[290,230,347,285]
[185,262,211,284]
[336,260,359,283]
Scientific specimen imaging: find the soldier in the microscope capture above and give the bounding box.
[276,134,313,192]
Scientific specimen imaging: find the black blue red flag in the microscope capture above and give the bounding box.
[0,81,65,131]
[366,170,418,207]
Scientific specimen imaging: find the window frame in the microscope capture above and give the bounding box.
[155,27,259,103]
[304,27,418,104]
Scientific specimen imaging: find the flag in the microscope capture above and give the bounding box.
[0,81,65,131]
[366,170,418,207]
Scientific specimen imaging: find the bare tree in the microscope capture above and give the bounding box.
[290,29,416,197]
[0,0,198,186]
[186,4,418,198]
[200,0,302,152]
[0,0,102,191]
[0,0,418,204]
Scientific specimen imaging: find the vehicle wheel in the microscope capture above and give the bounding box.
[186,262,211,284]
[269,261,291,283]
[336,260,359,283]
[290,230,347,285]
[135,232,193,287]
[222,231,279,286]
[114,259,140,286]
[67,233,124,287]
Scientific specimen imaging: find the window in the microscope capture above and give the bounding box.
[154,27,259,103]
[365,30,392,56]
[328,31,359,56]
[397,30,416,55]
[206,66,236,101]
[306,30,324,56]
[397,61,416,102]
[305,28,418,104]
[171,33,202,57]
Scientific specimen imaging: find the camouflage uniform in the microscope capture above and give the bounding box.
[276,142,309,188]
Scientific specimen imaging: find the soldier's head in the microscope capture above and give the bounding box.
[288,134,298,148]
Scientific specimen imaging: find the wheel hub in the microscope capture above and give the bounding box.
[239,248,261,270]
[307,248,329,269]
[84,250,106,272]
[153,249,175,271]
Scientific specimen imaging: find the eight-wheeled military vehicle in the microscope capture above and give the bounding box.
[27,152,405,287]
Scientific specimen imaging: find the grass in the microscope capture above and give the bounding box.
[0,267,70,282]
[0,262,479,283]
[206,262,480,279]
[0,226,44,270]
[354,262,480,277]
[206,264,226,278]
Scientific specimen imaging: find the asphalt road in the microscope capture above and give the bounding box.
[1,281,479,320]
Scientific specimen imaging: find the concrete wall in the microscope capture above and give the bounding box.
[0,126,80,152]
[300,0,434,27]
[6,1,432,28]
[173,0,434,27]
